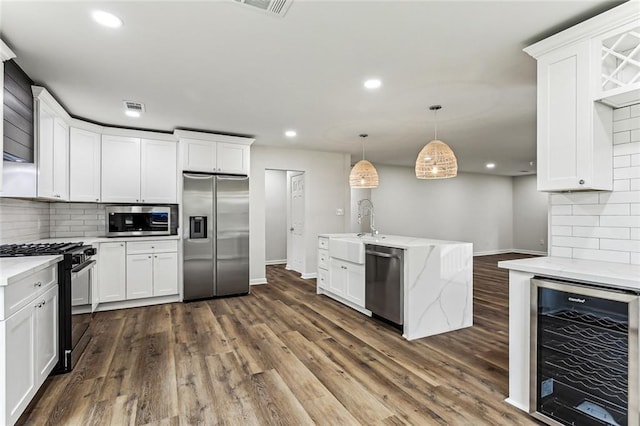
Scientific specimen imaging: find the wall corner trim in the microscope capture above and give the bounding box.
[250,278,268,285]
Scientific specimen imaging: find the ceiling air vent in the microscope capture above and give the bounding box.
[232,0,293,18]
[123,100,145,113]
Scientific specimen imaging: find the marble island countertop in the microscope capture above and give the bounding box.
[318,233,469,249]
[498,256,640,292]
[0,255,62,286]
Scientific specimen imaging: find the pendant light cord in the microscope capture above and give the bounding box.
[434,109,438,140]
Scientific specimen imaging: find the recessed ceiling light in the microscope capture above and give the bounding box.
[364,79,382,90]
[125,110,140,118]
[92,10,123,28]
[285,130,297,137]
[486,163,496,169]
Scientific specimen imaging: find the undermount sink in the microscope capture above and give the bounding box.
[329,238,365,264]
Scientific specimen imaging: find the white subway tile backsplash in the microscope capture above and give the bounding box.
[613,142,640,156]
[613,117,640,132]
[632,179,640,191]
[614,166,640,180]
[632,154,640,167]
[631,204,640,215]
[613,107,630,121]
[600,216,640,227]
[49,202,108,238]
[572,204,629,216]
[631,228,640,240]
[632,104,640,118]
[600,239,640,252]
[553,215,599,226]
[572,226,629,239]
[553,236,599,249]
[550,193,599,205]
[0,199,50,244]
[551,226,572,236]
[614,156,631,168]
[632,129,640,143]
[551,205,572,215]
[631,253,640,265]
[551,246,572,258]
[599,191,640,204]
[614,131,631,144]
[614,179,630,191]
[572,248,630,263]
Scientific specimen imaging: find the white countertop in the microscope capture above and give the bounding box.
[32,235,180,244]
[0,255,62,286]
[498,256,640,292]
[318,233,471,249]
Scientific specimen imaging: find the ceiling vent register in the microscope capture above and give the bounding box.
[232,0,293,18]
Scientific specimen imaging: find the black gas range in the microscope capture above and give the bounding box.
[0,241,96,373]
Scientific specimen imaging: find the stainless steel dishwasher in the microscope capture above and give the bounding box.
[365,244,404,325]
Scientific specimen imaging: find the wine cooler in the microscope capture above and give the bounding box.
[530,278,639,426]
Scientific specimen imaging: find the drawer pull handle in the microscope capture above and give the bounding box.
[34,281,42,287]
[41,300,46,306]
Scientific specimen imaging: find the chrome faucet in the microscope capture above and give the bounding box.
[357,198,378,236]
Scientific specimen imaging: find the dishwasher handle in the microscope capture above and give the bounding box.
[365,250,400,259]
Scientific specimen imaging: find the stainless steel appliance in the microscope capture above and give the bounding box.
[0,242,97,373]
[183,173,249,300]
[105,205,178,237]
[365,244,404,325]
[530,277,639,426]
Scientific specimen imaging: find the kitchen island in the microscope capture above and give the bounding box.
[318,233,473,341]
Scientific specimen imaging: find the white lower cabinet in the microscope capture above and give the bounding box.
[99,240,179,306]
[329,258,347,296]
[329,258,365,306]
[1,264,58,426]
[98,242,127,303]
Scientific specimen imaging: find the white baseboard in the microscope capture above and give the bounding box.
[301,272,317,279]
[250,278,267,285]
[265,259,287,266]
[96,294,180,312]
[504,397,528,412]
[285,264,292,270]
[511,249,547,256]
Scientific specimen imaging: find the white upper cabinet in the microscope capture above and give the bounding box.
[176,130,254,176]
[523,2,638,192]
[101,135,141,203]
[69,127,101,202]
[34,90,69,200]
[141,139,177,203]
[534,41,612,191]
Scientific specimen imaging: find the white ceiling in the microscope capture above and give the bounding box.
[0,0,625,176]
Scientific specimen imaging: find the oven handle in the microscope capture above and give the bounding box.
[71,259,96,275]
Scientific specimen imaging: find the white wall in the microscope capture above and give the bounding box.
[0,198,50,244]
[549,104,640,264]
[512,174,548,253]
[370,165,514,254]
[250,146,351,282]
[264,169,287,264]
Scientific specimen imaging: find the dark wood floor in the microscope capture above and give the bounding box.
[19,253,540,425]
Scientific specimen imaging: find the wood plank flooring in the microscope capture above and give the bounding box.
[19,253,541,425]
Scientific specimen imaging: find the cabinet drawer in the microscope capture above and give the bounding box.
[1,264,57,320]
[127,240,178,254]
[318,237,329,250]
[318,249,329,270]
[317,268,328,290]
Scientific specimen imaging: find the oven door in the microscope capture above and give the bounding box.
[71,260,96,356]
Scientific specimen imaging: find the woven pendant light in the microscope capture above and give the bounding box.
[415,105,458,179]
[349,134,379,188]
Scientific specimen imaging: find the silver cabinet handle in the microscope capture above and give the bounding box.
[95,198,99,202]
[148,256,152,259]
[34,281,42,287]
[41,300,45,305]
[365,250,399,259]
[579,179,585,185]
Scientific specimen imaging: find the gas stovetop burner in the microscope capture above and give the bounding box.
[0,242,86,257]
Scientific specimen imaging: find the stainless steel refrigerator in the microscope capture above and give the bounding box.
[183,173,249,300]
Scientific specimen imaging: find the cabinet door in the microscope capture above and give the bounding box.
[52,118,69,200]
[69,128,101,202]
[345,265,365,308]
[101,135,141,203]
[126,254,153,300]
[182,139,217,172]
[34,285,58,385]
[317,267,329,291]
[153,252,178,296]
[329,258,346,296]
[3,303,36,425]
[536,41,612,191]
[98,242,127,303]
[141,139,177,203]
[217,142,248,175]
[36,101,55,199]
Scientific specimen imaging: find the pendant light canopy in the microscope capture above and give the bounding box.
[349,134,379,188]
[415,105,458,179]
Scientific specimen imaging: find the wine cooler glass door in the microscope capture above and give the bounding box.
[530,278,639,426]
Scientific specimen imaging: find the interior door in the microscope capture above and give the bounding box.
[289,173,305,273]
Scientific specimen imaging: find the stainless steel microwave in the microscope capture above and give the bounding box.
[105,205,178,237]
